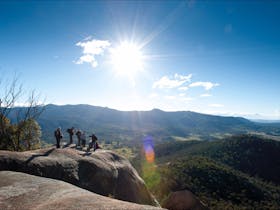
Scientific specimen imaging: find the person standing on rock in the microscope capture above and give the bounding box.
[81,131,86,148]
[76,129,82,147]
[54,127,63,148]
[67,127,75,144]
[88,133,98,151]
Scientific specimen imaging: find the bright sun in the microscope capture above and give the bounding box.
[110,41,143,78]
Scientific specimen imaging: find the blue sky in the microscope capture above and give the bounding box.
[0,1,280,119]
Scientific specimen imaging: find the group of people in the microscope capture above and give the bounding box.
[54,127,100,151]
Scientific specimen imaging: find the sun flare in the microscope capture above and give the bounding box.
[110,41,143,78]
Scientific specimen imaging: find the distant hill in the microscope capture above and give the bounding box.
[139,134,280,209]
[156,156,280,209]
[8,104,280,144]
[155,134,280,185]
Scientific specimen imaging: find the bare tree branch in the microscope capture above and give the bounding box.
[0,74,45,151]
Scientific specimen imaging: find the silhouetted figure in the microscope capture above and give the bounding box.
[96,141,101,150]
[54,127,63,148]
[67,127,75,144]
[81,132,86,147]
[88,133,98,152]
[76,129,82,146]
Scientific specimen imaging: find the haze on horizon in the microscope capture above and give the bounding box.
[0,1,280,120]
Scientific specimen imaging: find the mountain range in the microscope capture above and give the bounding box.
[5,104,280,209]
[9,104,280,144]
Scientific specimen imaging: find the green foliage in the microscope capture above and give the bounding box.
[0,75,43,151]
[0,116,41,151]
[135,134,280,209]
[0,114,14,150]
[17,119,41,150]
[200,135,280,185]
[141,162,161,190]
[103,142,135,160]
[155,134,280,185]
[155,156,280,209]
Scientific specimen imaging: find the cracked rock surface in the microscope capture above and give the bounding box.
[0,171,163,210]
[0,147,158,206]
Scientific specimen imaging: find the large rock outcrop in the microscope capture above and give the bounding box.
[0,171,163,210]
[162,190,208,210]
[0,147,158,206]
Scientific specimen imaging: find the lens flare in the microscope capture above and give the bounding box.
[145,145,155,163]
[143,136,155,163]
[141,136,161,190]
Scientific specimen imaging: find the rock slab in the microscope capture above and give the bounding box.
[162,190,208,210]
[0,171,163,210]
[0,148,158,206]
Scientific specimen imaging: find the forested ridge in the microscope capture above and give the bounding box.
[132,134,280,209]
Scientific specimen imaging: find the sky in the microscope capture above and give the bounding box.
[0,0,280,119]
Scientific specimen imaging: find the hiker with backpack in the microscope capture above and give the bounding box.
[66,127,75,144]
[88,133,99,152]
[81,131,86,148]
[76,129,82,147]
[54,127,63,148]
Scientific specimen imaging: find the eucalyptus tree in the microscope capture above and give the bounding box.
[0,75,44,151]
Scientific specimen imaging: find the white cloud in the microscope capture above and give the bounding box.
[75,38,111,68]
[178,86,189,91]
[181,97,193,102]
[189,81,219,90]
[75,54,98,68]
[14,102,29,107]
[209,103,224,108]
[84,36,93,41]
[76,39,111,55]
[153,73,192,89]
[274,109,280,117]
[174,73,192,81]
[165,95,176,100]
[200,93,212,97]
[149,93,158,98]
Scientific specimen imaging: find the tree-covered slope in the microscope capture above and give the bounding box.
[155,134,280,185]
[135,134,280,209]
[155,156,280,209]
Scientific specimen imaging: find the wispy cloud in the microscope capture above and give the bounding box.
[75,54,98,68]
[174,73,192,81]
[149,93,159,98]
[200,93,212,97]
[151,73,220,110]
[189,81,219,90]
[75,38,111,68]
[178,86,189,91]
[165,95,176,100]
[274,109,280,117]
[181,97,193,102]
[209,103,224,108]
[153,73,192,89]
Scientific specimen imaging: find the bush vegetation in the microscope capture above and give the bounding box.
[131,134,280,209]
